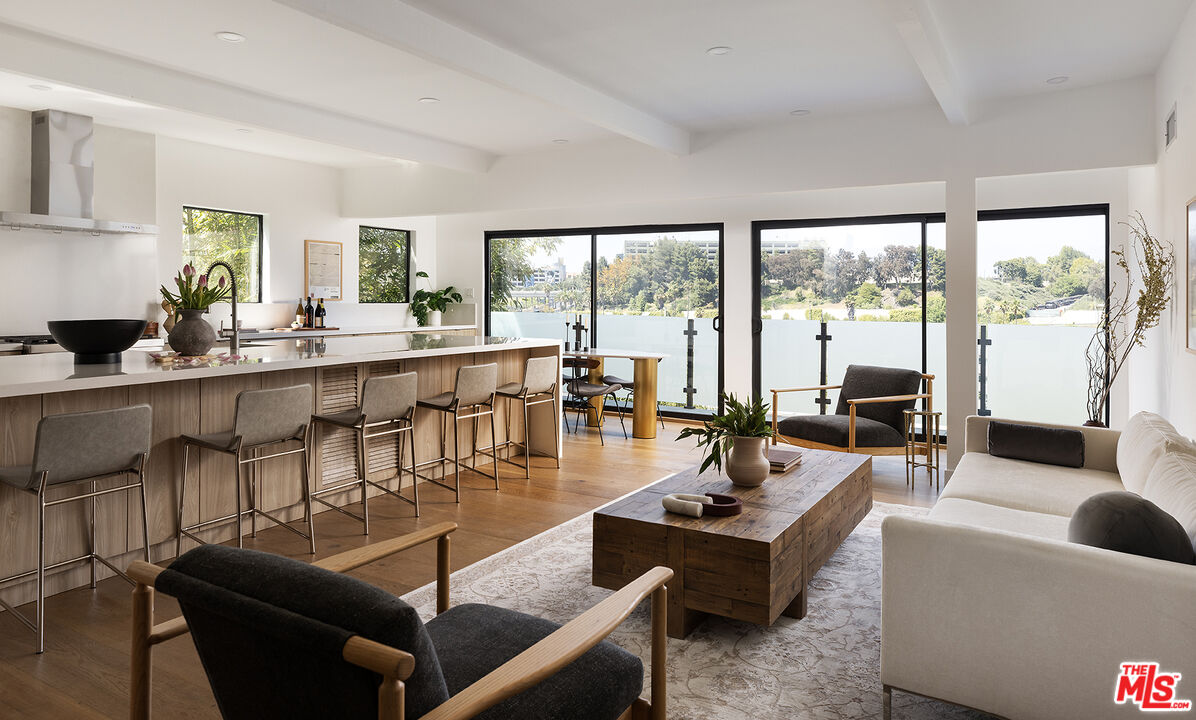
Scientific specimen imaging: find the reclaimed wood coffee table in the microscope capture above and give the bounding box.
[592,448,872,638]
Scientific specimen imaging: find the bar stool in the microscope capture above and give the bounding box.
[603,360,666,430]
[177,384,315,556]
[416,363,499,501]
[310,372,420,533]
[565,374,627,445]
[0,404,152,653]
[496,356,560,479]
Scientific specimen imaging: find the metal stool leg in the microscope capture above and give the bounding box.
[248,447,258,539]
[300,436,316,554]
[452,410,461,503]
[357,427,369,536]
[233,450,243,549]
[137,463,151,563]
[552,389,561,469]
[177,443,191,557]
[89,480,97,589]
[36,483,46,654]
[490,406,500,489]
[522,396,531,479]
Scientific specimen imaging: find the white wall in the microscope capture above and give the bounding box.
[155,137,438,332]
[0,106,159,334]
[1134,0,1196,437]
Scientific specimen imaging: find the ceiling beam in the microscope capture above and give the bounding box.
[275,0,692,155]
[890,0,972,125]
[0,22,495,172]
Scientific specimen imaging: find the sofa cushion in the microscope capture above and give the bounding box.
[941,452,1125,517]
[1117,411,1196,494]
[988,420,1084,468]
[929,498,1072,541]
[426,603,642,720]
[777,413,905,448]
[1141,451,1196,545]
[1068,491,1196,564]
[835,364,923,432]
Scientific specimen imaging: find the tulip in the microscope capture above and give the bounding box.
[183,264,194,277]
[198,274,208,288]
[218,276,227,287]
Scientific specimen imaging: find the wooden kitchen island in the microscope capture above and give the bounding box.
[0,333,560,606]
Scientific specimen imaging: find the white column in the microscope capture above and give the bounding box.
[945,173,977,469]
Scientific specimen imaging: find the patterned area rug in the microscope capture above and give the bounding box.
[402,502,991,720]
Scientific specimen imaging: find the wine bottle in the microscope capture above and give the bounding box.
[304,296,314,328]
[315,298,326,328]
[294,300,304,327]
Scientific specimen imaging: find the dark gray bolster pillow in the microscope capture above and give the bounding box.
[988,420,1084,468]
[1069,491,1196,564]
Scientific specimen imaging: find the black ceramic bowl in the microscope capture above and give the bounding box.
[48,319,148,364]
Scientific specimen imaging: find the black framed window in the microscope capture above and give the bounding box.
[182,206,263,303]
[485,223,725,417]
[974,204,1110,425]
[358,226,411,303]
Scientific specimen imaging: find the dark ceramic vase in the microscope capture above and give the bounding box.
[168,309,216,356]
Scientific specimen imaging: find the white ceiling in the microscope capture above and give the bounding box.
[0,0,1189,169]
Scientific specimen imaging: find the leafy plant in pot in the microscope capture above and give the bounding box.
[410,271,463,327]
[676,393,774,487]
[160,264,232,356]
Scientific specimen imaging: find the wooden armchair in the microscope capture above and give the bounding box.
[129,522,671,720]
[770,365,934,456]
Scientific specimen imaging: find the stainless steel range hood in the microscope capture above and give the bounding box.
[0,110,158,235]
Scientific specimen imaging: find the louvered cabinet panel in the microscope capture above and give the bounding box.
[317,364,360,487]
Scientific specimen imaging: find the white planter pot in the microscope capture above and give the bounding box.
[725,436,770,487]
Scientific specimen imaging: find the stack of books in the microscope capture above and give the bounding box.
[767,445,803,473]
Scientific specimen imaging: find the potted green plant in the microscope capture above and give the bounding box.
[677,393,774,486]
[410,271,464,327]
[160,264,232,356]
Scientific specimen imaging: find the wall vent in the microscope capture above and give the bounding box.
[1165,104,1178,148]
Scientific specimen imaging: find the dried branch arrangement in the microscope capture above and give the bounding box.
[1085,212,1174,425]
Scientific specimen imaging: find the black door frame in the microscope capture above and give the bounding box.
[750,212,945,400]
[750,204,1111,424]
[485,222,726,417]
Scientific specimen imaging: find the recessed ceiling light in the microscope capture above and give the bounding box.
[706,46,732,56]
[215,31,246,43]
[1046,75,1069,85]
[552,138,569,144]
[789,109,810,117]
[236,128,253,133]
[418,97,440,104]
[28,84,52,91]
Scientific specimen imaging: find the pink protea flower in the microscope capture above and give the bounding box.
[183,263,194,277]
[198,274,208,288]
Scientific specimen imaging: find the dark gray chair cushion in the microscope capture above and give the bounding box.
[157,545,449,720]
[426,603,642,720]
[777,413,905,448]
[988,420,1085,468]
[1068,491,1196,564]
[835,365,923,432]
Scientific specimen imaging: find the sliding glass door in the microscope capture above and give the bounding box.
[487,224,724,416]
[752,214,944,426]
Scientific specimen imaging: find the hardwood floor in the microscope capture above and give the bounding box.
[0,420,940,719]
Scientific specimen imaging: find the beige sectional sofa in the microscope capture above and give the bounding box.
[881,413,1196,720]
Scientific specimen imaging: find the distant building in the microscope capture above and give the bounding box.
[623,238,720,261]
[759,239,808,255]
[525,257,567,286]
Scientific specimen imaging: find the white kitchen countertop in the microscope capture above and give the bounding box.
[0,334,559,399]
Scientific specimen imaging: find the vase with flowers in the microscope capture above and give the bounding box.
[160,264,232,356]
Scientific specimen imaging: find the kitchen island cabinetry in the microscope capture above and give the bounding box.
[0,334,559,606]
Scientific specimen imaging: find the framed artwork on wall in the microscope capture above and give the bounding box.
[1189,197,1196,351]
[304,239,343,301]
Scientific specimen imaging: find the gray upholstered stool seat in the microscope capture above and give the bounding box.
[426,603,643,720]
[177,384,315,556]
[494,356,560,479]
[777,413,906,447]
[0,404,153,653]
[416,363,500,501]
[310,372,420,531]
[495,381,523,396]
[310,408,365,429]
[564,376,627,444]
[568,380,621,397]
[0,465,37,490]
[178,430,238,452]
